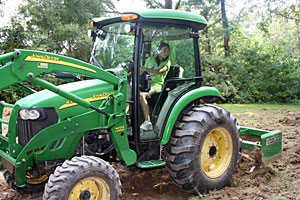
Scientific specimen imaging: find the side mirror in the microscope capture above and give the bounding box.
[88,30,106,42]
[98,31,107,41]
[88,30,98,42]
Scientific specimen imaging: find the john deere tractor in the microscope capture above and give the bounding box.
[0,10,282,199]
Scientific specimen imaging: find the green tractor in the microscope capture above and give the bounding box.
[0,10,282,199]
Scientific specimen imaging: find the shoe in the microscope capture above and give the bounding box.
[140,120,153,131]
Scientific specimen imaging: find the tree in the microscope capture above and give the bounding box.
[238,0,300,57]
[0,17,29,54]
[180,0,230,56]
[0,0,4,17]
[220,0,229,56]
[165,0,172,9]
[145,0,181,9]
[265,0,300,57]
[19,0,116,61]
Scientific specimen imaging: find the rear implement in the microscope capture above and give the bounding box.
[240,126,282,164]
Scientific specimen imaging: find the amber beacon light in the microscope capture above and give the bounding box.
[121,13,139,21]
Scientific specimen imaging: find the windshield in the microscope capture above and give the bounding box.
[91,22,196,78]
[92,22,135,72]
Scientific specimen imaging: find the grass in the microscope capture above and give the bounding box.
[221,104,300,114]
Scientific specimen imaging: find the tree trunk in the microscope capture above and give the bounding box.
[174,0,181,10]
[296,19,300,57]
[204,28,212,54]
[220,0,230,57]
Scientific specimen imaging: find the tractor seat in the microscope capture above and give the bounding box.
[165,65,184,81]
[147,65,184,116]
[162,65,184,91]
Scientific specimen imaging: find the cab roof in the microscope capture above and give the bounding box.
[92,9,208,30]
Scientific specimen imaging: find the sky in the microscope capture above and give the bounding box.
[0,0,148,27]
[114,0,147,13]
[0,0,23,27]
[0,0,247,28]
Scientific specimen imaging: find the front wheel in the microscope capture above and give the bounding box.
[165,104,240,193]
[3,169,48,194]
[43,156,122,200]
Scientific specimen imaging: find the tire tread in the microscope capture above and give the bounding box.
[165,104,240,193]
[43,156,122,200]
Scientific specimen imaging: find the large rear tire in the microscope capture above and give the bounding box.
[165,104,240,193]
[43,156,122,200]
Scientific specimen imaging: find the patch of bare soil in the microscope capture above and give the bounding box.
[0,172,42,200]
[2,108,10,134]
[0,108,299,200]
[115,164,190,200]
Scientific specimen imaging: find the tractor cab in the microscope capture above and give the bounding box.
[90,10,209,163]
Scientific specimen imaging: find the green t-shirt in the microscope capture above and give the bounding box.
[145,56,171,92]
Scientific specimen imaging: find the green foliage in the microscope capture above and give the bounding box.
[0,75,69,104]
[238,47,299,103]
[1,0,299,104]
[0,17,29,54]
[145,0,165,9]
[196,0,300,103]
[169,39,196,78]
[94,33,135,69]
[19,0,116,61]
[202,46,300,103]
[222,104,300,114]
[0,86,27,103]
[0,0,115,103]
[202,55,241,102]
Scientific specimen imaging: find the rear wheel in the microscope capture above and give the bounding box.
[43,156,122,200]
[165,104,240,193]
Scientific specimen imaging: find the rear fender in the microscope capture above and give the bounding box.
[160,86,222,144]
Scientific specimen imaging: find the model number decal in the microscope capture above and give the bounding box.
[266,135,279,145]
[59,92,114,110]
[25,54,96,73]
[38,62,48,69]
[115,126,125,133]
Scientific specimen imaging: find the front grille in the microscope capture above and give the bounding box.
[17,108,58,146]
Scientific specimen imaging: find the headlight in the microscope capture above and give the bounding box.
[19,109,30,120]
[29,110,40,120]
[19,109,42,120]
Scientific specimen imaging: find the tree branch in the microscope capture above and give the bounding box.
[175,0,182,10]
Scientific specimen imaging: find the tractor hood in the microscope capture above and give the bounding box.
[16,79,115,120]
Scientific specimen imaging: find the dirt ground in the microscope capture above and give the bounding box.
[0,106,299,200]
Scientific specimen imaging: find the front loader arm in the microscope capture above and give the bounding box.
[0,49,123,113]
[0,49,121,90]
[0,50,137,187]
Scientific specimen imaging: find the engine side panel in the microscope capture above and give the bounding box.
[16,79,115,121]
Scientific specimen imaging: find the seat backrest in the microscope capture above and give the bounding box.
[150,66,184,118]
[165,65,184,81]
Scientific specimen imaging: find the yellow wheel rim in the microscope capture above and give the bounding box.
[68,177,110,200]
[200,127,233,178]
[26,173,49,184]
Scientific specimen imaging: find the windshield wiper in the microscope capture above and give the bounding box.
[89,31,103,69]
[90,53,103,69]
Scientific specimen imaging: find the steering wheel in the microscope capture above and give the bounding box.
[123,59,134,81]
